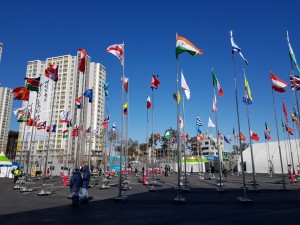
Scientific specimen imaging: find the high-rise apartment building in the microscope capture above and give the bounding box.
[0,86,13,153]
[15,52,106,172]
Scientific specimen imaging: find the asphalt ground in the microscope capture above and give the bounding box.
[0,172,300,225]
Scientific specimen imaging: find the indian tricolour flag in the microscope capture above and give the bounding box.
[176,35,203,58]
[62,129,68,138]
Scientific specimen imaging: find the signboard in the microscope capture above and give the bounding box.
[109,156,125,172]
[204,155,219,161]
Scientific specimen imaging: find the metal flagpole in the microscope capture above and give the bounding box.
[292,122,300,168]
[174,33,184,202]
[286,126,295,174]
[19,102,30,165]
[115,41,127,201]
[146,97,149,172]
[243,68,258,191]
[124,78,130,190]
[88,87,93,169]
[270,70,286,190]
[232,54,250,202]
[281,118,290,167]
[265,138,272,176]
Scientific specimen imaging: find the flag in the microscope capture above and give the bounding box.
[0,42,2,63]
[286,125,293,135]
[147,96,151,109]
[122,76,128,93]
[150,74,160,89]
[45,64,59,82]
[94,129,100,137]
[25,77,40,92]
[270,72,288,93]
[208,117,215,128]
[12,87,30,101]
[72,127,78,137]
[292,113,298,123]
[157,133,162,140]
[76,96,82,109]
[240,132,246,141]
[36,121,46,130]
[176,35,203,58]
[179,116,184,130]
[102,115,109,128]
[85,126,91,134]
[281,118,285,132]
[181,71,190,100]
[173,91,181,104]
[264,131,271,140]
[46,124,56,132]
[283,100,288,123]
[212,71,224,96]
[212,94,217,112]
[243,75,253,105]
[78,49,87,73]
[286,31,300,73]
[123,102,128,115]
[196,116,202,134]
[102,82,109,97]
[250,130,259,141]
[265,122,271,135]
[224,135,229,144]
[228,135,232,144]
[218,131,224,140]
[106,43,124,65]
[67,119,73,128]
[83,89,93,103]
[230,30,248,65]
[289,74,300,91]
[62,129,68,138]
[60,110,72,123]
[13,107,28,122]
[112,122,116,131]
[26,112,34,126]
[233,128,237,139]
[165,130,171,139]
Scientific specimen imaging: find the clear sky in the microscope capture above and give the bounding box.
[1,0,300,151]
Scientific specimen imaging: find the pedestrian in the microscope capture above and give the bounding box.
[164,164,168,177]
[191,166,193,174]
[222,167,228,178]
[13,167,19,183]
[210,165,215,178]
[46,168,51,177]
[63,167,69,187]
[81,165,91,202]
[135,167,138,177]
[69,168,82,207]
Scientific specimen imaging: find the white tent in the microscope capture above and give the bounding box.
[0,152,13,178]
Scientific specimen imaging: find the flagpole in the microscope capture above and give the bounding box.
[124,78,130,190]
[174,32,184,202]
[150,77,157,191]
[146,97,149,169]
[286,126,295,174]
[88,87,94,169]
[19,102,30,166]
[243,68,258,190]
[270,70,286,190]
[115,41,127,201]
[103,94,109,177]
[232,52,250,202]
[281,118,290,167]
[265,137,271,176]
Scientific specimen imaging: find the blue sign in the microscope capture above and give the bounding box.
[109,156,125,172]
[204,156,219,161]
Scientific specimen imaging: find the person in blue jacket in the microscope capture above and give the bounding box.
[81,165,91,202]
[69,168,82,207]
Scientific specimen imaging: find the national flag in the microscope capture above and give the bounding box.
[123,102,128,115]
[179,116,183,130]
[45,64,59,82]
[283,100,288,123]
[165,130,171,139]
[176,35,203,58]
[286,31,300,73]
[264,131,271,140]
[25,77,40,92]
[265,122,271,135]
[78,49,87,73]
[289,74,300,91]
[157,133,162,140]
[112,122,116,131]
[46,124,56,132]
[270,72,288,93]
[212,71,224,96]
[250,130,259,141]
[72,128,78,137]
[208,117,215,128]
[106,43,124,65]
[240,132,246,141]
[196,116,202,134]
[13,107,28,122]
[26,112,34,126]
[94,129,100,137]
[147,96,151,109]
[224,135,229,144]
[281,118,285,132]
[76,96,82,109]
[36,121,46,130]
[150,74,160,89]
[67,119,73,128]
[173,91,181,104]
[62,129,68,138]
[286,124,293,135]
[181,71,190,100]
[83,89,93,103]
[122,76,128,93]
[12,87,30,101]
[230,30,248,65]
[233,128,237,139]
[212,94,217,112]
[85,126,91,134]
[242,75,253,105]
[218,131,224,140]
[60,110,72,123]
[228,135,232,144]
[102,115,109,128]
[292,113,298,123]
[103,82,109,97]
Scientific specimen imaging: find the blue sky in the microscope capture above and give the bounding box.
[1,0,300,151]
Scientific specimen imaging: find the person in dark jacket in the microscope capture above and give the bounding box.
[81,165,91,202]
[70,168,82,206]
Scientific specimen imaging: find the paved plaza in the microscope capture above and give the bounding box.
[0,172,300,225]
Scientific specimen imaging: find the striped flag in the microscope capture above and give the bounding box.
[270,72,288,93]
[176,35,203,58]
[196,116,202,134]
[181,71,190,100]
[106,43,124,65]
[230,30,248,65]
[78,49,87,73]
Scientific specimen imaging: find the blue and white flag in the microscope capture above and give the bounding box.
[196,116,202,134]
[83,89,93,103]
[230,30,248,65]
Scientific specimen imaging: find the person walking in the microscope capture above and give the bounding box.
[63,167,69,187]
[69,168,82,207]
[210,165,215,179]
[13,167,19,183]
[81,165,91,202]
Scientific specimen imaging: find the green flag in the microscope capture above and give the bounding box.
[286,31,300,73]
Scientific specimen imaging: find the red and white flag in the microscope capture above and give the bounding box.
[147,96,151,109]
[122,76,128,93]
[106,43,124,65]
[250,130,260,141]
[45,64,59,82]
[36,121,46,130]
[78,49,87,73]
[283,100,288,123]
[270,72,288,93]
[181,71,190,100]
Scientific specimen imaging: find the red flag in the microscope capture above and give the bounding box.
[147,96,151,109]
[283,100,288,123]
[12,87,30,101]
[240,132,246,141]
[106,44,124,65]
[72,128,78,137]
[78,49,87,73]
[250,130,259,141]
[270,72,288,93]
[150,74,160,89]
[286,125,293,135]
[45,64,59,82]
[122,76,128,93]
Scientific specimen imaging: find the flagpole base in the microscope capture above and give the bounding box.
[181,185,191,192]
[216,187,225,193]
[173,195,186,203]
[149,185,159,192]
[114,194,128,202]
[237,196,253,203]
